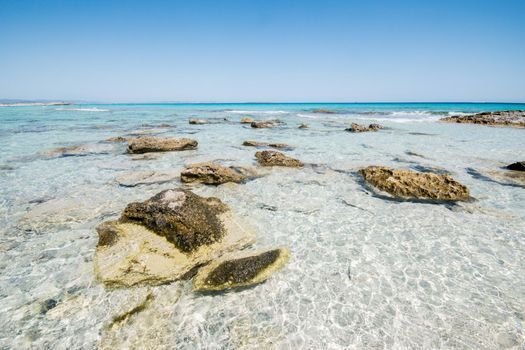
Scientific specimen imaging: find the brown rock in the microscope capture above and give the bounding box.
[255,150,303,167]
[189,118,208,125]
[440,110,525,128]
[242,140,291,150]
[127,137,197,154]
[250,120,281,128]
[359,166,469,201]
[345,123,383,133]
[298,123,309,129]
[181,162,246,185]
[240,117,255,124]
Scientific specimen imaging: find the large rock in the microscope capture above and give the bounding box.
[240,117,254,124]
[255,150,303,167]
[345,123,383,133]
[440,110,525,127]
[507,161,525,172]
[181,162,246,185]
[189,118,208,125]
[193,248,290,291]
[127,137,197,154]
[94,189,256,287]
[242,140,291,150]
[359,166,469,201]
[250,120,281,128]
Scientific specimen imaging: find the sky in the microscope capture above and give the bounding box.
[0,0,524,103]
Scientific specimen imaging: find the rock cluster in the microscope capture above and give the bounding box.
[255,150,303,167]
[345,123,383,133]
[440,110,525,127]
[127,137,197,154]
[181,162,246,185]
[359,166,470,201]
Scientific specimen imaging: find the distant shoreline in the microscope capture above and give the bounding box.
[0,101,71,107]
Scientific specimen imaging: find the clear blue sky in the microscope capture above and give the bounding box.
[1,0,524,102]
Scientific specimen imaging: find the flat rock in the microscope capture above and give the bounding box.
[250,120,282,128]
[507,161,525,172]
[298,123,309,129]
[440,110,525,127]
[127,137,197,154]
[359,166,469,201]
[181,162,246,185]
[116,170,179,187]
[189,118,208,125]
[240,117,254,124]
[242,140,291,150]
[193,247,290,291]
[41,143,113,157]
[255,150,303,167]
[345,123,383,133]
[94,188,256,287]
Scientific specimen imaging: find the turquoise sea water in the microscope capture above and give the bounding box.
[0,103,524,349]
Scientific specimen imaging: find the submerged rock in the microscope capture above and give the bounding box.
[181,162,246,185]
[94,188,256,287]
[345,123,383,133]
[250,120,281,128]
[312,108,336,114]
[359,166,469,201]
[116,170,179,187]
[189,118,208,125]
[106,136,129,143]
[506,161,525,172]
[255,150,303,167]
[242,140,291,150]
[298,123,309,129]
[193,248,290,291]
[127,137,197,154]
[240,117,255,124]
[440,110,525,127]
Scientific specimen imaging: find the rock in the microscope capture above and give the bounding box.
[193,248,290,291]
[312,108,336,114]
[116,170,179,187]
[189,118,208,125]
[440,110,525,127]
[240,117,254,124]
[41,143,113,157]
[181,162,246,185]
[467,167,525,188]
[127,137,197,154]
[94,188,256,287]
[506,161,525,172]
[359,166,469,201]
[250,120,282,128]
[345,123,383,133]
[242,140,291,150]
[255,150,303,167]
[298,123,309,129]
[106,136,129,143]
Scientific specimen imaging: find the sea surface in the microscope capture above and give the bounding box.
[0,103,524,349]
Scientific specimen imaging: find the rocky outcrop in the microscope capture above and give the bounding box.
[298,123,309,129]
[440,110,525,127]
[193,248,290,291]
[240,117,254,124]
[242,140,291,149]
[181,162,246,185]
[94,188,256,287]
[359,166,469,201]
[345,123,383,133]
[189,118,208,125]
[507,161,525,172]
[255,150,303,167]
[250,120,282,128]
[127,137,197,154]
[312,108,336,114]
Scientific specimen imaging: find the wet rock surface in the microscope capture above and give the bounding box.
[240,117,254,124]
[242,140,291,150]
[250,120,282,128]
[193,248,290,291]
[94,188,256,287]
[189,118,208,125]
[440,110,525,127]
[127,137,198,154]
[115,170,179,187]
[181,162,246,185]
[359,166,470,201]
[506,161,525,172]
[255,150,304,167]
[345,123,383,133]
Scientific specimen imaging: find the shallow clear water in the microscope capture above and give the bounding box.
[0,103,524,349]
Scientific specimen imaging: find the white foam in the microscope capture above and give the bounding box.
[55,107,110,112]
